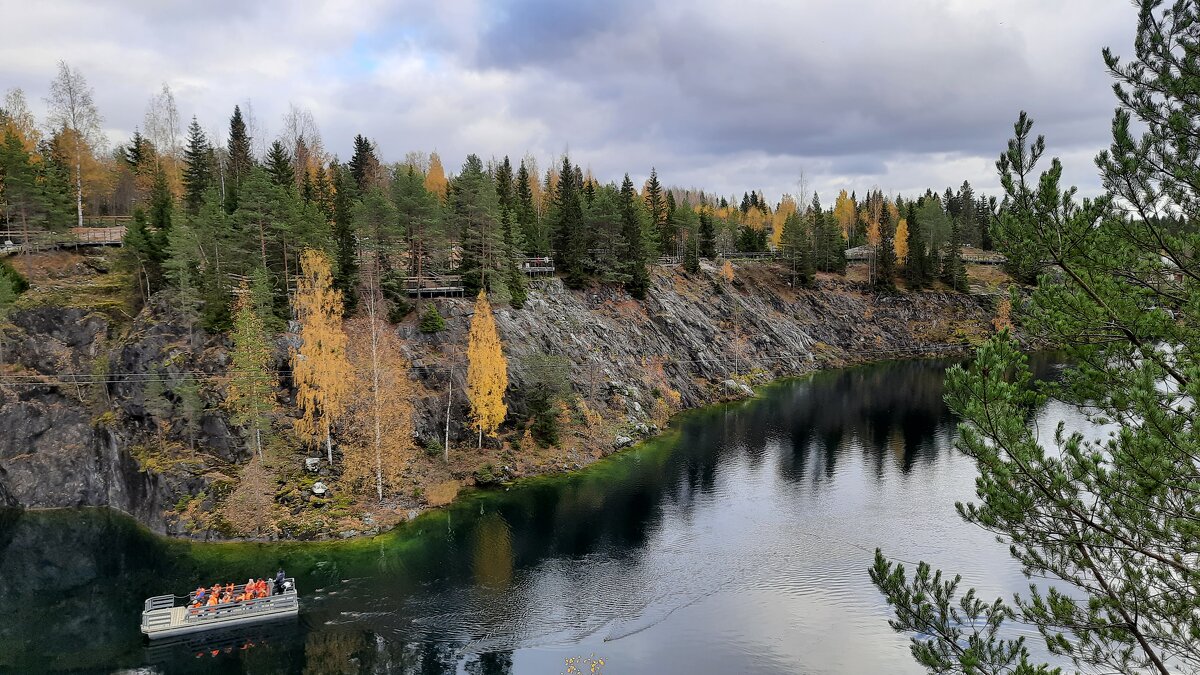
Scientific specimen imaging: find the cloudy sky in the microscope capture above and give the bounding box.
[1,0,1137,202]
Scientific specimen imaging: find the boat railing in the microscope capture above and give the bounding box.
[182,579,298,623]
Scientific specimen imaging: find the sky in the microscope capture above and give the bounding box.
[0,0,1138,202]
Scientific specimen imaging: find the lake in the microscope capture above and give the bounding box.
[0,355,1077,674]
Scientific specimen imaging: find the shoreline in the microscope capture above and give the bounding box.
[6,345,980,545]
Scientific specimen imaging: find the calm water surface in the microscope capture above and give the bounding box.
[0,356,1083,674]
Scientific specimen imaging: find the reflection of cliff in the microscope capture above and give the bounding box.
[0,358,1064,674]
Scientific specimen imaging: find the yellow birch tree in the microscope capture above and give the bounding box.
[466,291,508,447]
[292,249,351,464]
[341,313,415,500]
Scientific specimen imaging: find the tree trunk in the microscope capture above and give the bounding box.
[444,369,452,463]
[258,219,268,271]
[325,421,333,464]
[75,151,84,228]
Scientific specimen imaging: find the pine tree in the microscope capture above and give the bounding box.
[620,174,650,299]
[224,105,254,214]
[226,281,275,458]
[466,291,507,447]
[265,140,294,190]
[453,154,507,297]
[181,117,213,214]
[392,165,446,292]
[292,248,352,464]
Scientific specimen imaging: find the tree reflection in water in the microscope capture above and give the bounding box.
[0,356,1063,674]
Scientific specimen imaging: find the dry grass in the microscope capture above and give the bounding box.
[425,480,460,507]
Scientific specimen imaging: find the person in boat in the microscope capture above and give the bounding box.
[255,579,268,598]
[206,593,219,607]
[274,569,286,595]
[193,586,206,603]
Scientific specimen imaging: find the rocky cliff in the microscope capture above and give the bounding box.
[0,257,1000,539]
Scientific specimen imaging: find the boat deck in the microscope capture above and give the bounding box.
[141,579,299,640]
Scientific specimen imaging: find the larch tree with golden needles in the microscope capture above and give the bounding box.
[833,190,856,241]
[292,249,351,464]
[226,282,276,458]
[893,217,909,265]
[466,291,508,448]
[424,151,448,202]
[720,259,735,283]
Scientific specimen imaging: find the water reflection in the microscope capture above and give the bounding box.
[0,355,1068,674]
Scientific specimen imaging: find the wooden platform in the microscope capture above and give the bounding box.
[141,579,299,640]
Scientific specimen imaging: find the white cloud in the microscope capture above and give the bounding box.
[0,0,1136,199]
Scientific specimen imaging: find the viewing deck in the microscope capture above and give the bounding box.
[403,275,465,297]
[140,579,299,640]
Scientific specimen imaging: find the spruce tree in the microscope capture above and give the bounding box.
[903,202,928,288]
[348,134,378,192]
[942,219,968,291]
[781,211,813,286]
[644,168,667,255]
[515,161,543,254]
[181,117,212,214]
[875,202,896,288]
[224,105,253,214]
[265,140,295,190]
[330,163,359,308]
[699,209,716,259]
[551,155,586,288]
[620,174,650,299]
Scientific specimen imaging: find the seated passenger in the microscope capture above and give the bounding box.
[206,594,218,607]
[194,586,206,601]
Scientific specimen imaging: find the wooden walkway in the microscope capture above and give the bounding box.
[1,226,125,255]
[403,275,464,297]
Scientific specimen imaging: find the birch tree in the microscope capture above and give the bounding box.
[46,61,103,227]
[292,248,351,464]
[342,307,415,501]
[466,291,507,447]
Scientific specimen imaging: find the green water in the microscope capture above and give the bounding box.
[0,356,1075,674]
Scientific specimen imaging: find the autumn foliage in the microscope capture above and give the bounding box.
[466,291,508,446]
[292,249,351,461]
[340,314,416,499]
